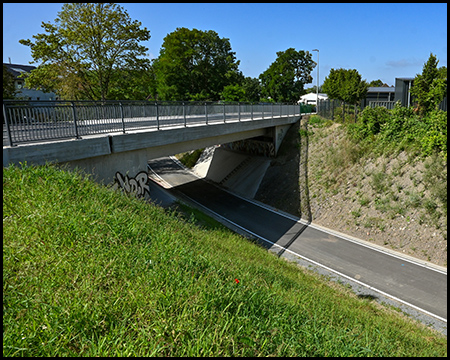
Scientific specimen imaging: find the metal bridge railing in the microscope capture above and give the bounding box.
[3,100,305,147]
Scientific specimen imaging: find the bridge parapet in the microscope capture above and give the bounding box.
[3,100,303,147]
[3,100,303,190]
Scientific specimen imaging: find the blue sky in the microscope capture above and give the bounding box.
[3,3,447,88]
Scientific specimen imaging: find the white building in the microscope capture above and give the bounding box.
[298,92,328,105]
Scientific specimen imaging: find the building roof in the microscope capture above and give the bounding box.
[298,92,328,104]
[367,87,395,93]
[3,63,36,79]
[300,93,328,100]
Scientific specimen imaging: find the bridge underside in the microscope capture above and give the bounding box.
[64,127,274,185]
[4,116,299,192]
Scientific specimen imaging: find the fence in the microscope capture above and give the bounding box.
[369,101,395,110]
[316,99,342,120]
[317,97,447,121]
[369,99,447,111]
[3,100,307,147]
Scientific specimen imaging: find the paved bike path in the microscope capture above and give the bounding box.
[147,157,447,323]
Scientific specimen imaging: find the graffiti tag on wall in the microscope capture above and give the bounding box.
[112,171,150,198]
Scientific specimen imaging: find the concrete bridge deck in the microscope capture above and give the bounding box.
[4,101,304,185]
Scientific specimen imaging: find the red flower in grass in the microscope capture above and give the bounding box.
[235,278,239,284]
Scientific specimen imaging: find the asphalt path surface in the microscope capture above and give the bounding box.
[147,156,447,326]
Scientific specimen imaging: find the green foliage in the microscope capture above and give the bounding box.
[322,68,369,105]
[368,80,392,87]
[220,84,246,102]
[347,106,390,140]
[346,101,447,159]
[379,103,424,145]
[308,115,330,128]
[420,109,447,158]
[241,76,262,102]
[410,53,447,116]
[3,163,447,356]
[3,65,17,99]
[178,148,204,168]
[423,154,447,212]
[259,48,315,103]
[108,68,156,101]
[368,79,383,87]
[305,85,323,94]
[330,104,360,124]
[153,27,242,101]
[19,3,151,100]
[300,103,314,114]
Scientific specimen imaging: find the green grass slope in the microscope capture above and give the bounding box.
[3,163,446,356]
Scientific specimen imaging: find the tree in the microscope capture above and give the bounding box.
[322,68,368,121]
[341,69,369,106]
[153,27,242,101]
[368,79,391,87]
[242,76,262,102]
[3,65,17,99]
[220,84,246,102]
[19,3,151,101]
[305,85,323,94]
[259,48,315,103]
[410,53,447,116]
[108,67,156,101]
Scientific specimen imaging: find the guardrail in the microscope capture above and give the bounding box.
[3,100,306,146]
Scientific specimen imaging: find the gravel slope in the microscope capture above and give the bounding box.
[255,117,447,268]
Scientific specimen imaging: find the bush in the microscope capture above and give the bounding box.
[345,103,446,159]
[308,115,328,127]
[332,105,359,124]
[178,148,204,168]
[420,110,447,158]
[347,106,389,140]
[378,104,428,153]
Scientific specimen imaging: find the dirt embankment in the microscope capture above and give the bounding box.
[255,117,447,267]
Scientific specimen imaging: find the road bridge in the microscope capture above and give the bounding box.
[3,100,306,189]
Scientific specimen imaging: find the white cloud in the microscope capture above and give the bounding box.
[386,58,423,68]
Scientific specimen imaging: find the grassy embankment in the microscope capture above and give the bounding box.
[3,163,447,356]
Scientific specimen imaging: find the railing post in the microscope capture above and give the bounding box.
[183,102,187,127]
[120,102,125,133]
[71,101,80,139]
[271,103,273,120]
[262,102,264,119]
[3,103,14,146]
[205,102,208,125]
[223,102,226,123]
[238,102,241,122]
[251,103,253,120]
[156,102,159,129]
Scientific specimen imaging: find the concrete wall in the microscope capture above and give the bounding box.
[62,126,270,184]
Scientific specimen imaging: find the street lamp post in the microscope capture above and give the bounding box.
[312,49,319,113]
